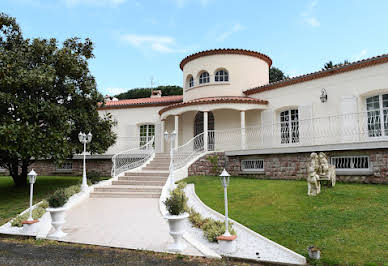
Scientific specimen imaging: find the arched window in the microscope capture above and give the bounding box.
[215,69,229,82]
[199,72,210,84]
[280,109,299,144]
[186,75,194,88]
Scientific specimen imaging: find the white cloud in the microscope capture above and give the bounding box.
[104,88,128,95]
[64,0,126,7]
[351,49,368,61]
[300,0,320,27]
[172,0,210,8]
[216,23,244,42]
[120,34,190,53]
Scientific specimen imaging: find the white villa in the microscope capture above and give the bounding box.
[31,49,388,183]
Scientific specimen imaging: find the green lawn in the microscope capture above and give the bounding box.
[183,176,388,265]
[0,176,84,225]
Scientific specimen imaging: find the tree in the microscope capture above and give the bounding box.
[0,13,116,186]
[115,85,183,100]
[269,67,288,83]
[322,60,350,71]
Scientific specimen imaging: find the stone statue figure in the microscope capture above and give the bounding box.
[318,152,336,187]
[307,152,337,196]
[307,153,321,196]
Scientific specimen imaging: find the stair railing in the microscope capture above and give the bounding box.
[111,136,155,177]
[172,132,205,170]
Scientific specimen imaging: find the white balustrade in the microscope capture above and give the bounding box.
[111,136,155,177]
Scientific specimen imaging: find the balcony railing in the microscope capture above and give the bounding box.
[171,111,388,170]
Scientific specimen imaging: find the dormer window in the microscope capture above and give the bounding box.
[199,72,210,84]
[215,69,229,82]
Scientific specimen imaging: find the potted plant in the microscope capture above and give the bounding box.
[46,189,68,238]
[163,188,189,252]
[308,246,321,259]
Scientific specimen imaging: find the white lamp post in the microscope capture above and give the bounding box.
[78,131,92,192]
[27,169,38,222]
[164,130,176,190]
[219,168,231,236]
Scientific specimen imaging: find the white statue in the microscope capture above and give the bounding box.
[318,152,336,187]
[307,153,321,196]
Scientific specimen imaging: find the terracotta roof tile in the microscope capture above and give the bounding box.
[159,96,268,115]
[180,48,272,70]
[244,53,388,95]
[98,95,183,110]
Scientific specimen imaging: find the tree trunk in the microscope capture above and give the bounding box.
[9,160,29,187]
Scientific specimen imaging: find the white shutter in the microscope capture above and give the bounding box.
[298,104,313,145]
[340,96,359,142]
[261,109,274,148]
[154,122,161,153]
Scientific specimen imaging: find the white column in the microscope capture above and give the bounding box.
[240,111,246,149]
[203,111,208,151]
[161,119,165,153]
[174,115,179,149]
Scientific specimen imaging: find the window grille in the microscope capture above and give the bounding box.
[330,156,369,170]
[241,159,264,172]
[280,109,299,144]
[56,162,73,171]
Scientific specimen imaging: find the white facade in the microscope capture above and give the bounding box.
[98,49,388,163]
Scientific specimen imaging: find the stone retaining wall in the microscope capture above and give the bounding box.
[188,149,388,184]
[0,159,112,177]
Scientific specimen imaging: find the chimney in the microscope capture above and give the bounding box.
[151,90,162,98]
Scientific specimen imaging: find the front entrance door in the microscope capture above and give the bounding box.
[194,112,215,150]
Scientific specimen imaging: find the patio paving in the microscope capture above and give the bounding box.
[57,197,203,257]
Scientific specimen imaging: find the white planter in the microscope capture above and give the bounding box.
[165,212,189,252]
[46,207,67,238]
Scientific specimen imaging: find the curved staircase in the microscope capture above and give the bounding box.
[90,153,170,198]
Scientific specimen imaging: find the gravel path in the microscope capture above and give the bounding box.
[183,184,306,265]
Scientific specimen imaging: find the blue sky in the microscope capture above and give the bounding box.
[2,0,388,96]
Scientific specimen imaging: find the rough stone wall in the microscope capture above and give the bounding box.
[27,159,112,177]
[188,149,388,184]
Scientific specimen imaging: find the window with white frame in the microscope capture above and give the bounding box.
[366,94,388,137]
[280,109,299,144]
[56,162,73,172]
[199,72,210,84]
[330,156,370,170]
[189,76,194,88]
[139,124,155,146]
[215,70,229,82]
[241,159,264,172]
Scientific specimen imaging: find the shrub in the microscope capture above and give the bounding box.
[87,171,102,184]
[48,189,68,208]
[11,201,49,227]
[164,187,188,216]
[207,155,220,176]
[63,185,81,199]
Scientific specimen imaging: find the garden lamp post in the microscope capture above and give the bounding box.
[27,169,37,222]
[78,131,92,192]
[164,130,176,190]
[219,168,231,236]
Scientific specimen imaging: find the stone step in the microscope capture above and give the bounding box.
[118,176,167,182]
[94,185,162,193]
[143,167,170,171]
[124,172,168,177]
[90,191,161,198]
[112,180,166,186]
[147,162,170,166]
[119,175,168,181]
